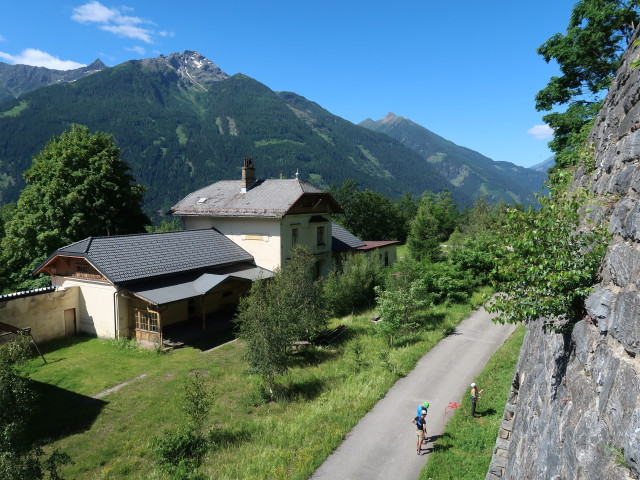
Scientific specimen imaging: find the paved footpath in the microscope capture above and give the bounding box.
[310,306,516,480]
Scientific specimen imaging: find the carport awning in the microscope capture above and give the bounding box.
[126,265,272,305]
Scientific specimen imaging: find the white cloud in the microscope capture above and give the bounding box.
[0,49,85,70]
[0,34,5,42]
[72,1,163,44]
[125,45,146,56]
[101,24,152,43]
[72,1,118,23]
[527,124,554,140]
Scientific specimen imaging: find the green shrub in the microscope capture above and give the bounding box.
[151,429,208,480]
[323,253,384,317]
[420,261,476,305]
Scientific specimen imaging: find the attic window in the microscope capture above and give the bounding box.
[197,197,208,204]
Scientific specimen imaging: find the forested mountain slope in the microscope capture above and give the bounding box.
[0,51,465,216]
[361,113,547,205]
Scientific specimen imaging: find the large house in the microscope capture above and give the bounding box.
[169,159,343,277]
[22,159,397,345]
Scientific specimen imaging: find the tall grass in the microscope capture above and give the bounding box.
[21,289,496,479]
[420,325,525,480]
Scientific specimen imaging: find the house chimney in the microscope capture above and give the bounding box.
[241,158,255,193]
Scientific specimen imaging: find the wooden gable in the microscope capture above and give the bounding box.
[38,255,108,283]
[287,193,342,216]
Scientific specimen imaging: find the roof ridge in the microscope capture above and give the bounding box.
[89,228,219,242]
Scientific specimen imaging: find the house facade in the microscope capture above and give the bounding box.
[33,229,271,344]
[169,159,343,277]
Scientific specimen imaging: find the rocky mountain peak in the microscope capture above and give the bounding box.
[80,59,108,75]
[149,50,229,91]
[381,112,402,123]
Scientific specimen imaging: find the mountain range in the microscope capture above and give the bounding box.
[0,51,546,217]
[360,113,547,205]
[0,59,108,104]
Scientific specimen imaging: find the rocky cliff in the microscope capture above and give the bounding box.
[486,36,640,480]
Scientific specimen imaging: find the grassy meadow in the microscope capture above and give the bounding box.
[21,289,495,480]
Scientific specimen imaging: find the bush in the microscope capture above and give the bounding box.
[385,258,476,306]
[151,429,208,480]
[374,280,432,345]
[323,254,384,317]
[419,261,476,305]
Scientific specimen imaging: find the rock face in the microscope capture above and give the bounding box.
[486,36,640,480]
[137,51,229,91]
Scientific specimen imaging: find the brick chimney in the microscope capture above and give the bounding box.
[241,158,255,193]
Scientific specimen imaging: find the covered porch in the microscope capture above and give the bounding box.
[122,264,271,347]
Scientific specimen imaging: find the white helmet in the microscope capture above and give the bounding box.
[471,382,477,387]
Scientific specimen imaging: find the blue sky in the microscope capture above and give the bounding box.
[0,1,577,168]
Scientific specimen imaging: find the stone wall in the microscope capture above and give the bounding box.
[486,36,640,480]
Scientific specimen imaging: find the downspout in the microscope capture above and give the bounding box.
[113,287,120,339]
[202,294,206,331]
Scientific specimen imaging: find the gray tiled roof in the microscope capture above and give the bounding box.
[169,179,330,218]
[331,223,366,252]
[43,229,254,284]
[127,264,272,305]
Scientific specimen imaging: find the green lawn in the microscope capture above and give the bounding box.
[23,289,496,479]
[420,325,525,480]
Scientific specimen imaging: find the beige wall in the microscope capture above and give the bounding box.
[360,245,398,267]
[184,216,283,271]
[54,277,117,338]
[182,214,335,275]
[281,215,333,276]
[0,287,80,344]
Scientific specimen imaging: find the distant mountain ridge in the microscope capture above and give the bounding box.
[360,113,547,205]
[0,52,543,217]
[0,51,463,215]
[0,59,108,104]
[530,156,555,173]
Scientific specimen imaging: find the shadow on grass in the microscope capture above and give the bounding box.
[430,432,452,453]
[422,312,448,331]
[289,347,337,368]
[208,425,253,450]
[35,334,97,357]
[476,408,497,418]
[277,377,326,402]
[189,329,237,351]
[28,379,106,443]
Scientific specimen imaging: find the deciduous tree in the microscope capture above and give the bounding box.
[330,179,411,241]
[1,125,150,291]
[486,192,609,330]
[235,246,327,396]
[0,335,71,479]
[536,0,640,167]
